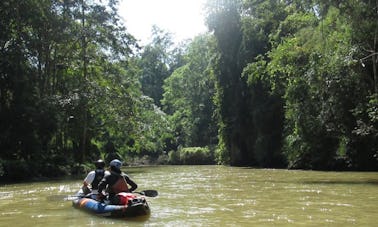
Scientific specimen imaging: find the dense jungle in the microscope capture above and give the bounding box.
[1,0,377,181]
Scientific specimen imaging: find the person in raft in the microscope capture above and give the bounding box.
[82,159,110,199]
[97,159,138,204]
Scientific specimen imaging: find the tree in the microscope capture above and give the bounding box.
[206,0,287,167]
[0,0,140,180]
[137,26,179,107]
[267,2,378,170]
[205,0,247,165]
[162,35,218,148]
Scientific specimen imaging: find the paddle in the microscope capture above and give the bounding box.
[134,189,158,197]
[48,190,158,201]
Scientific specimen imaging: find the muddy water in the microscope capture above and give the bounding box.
[0,165,377,226]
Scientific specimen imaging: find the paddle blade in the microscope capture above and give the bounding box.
[139,190,158,197]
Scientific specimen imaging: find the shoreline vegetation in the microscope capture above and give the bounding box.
[1,146,374,184]
[0,147,216,183]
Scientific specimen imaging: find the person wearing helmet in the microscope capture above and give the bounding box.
[97,159,138,204]
[82,159,109,199]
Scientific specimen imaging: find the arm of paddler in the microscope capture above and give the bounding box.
[124,175,138,192]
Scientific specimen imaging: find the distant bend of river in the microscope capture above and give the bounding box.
[0,165,377,226]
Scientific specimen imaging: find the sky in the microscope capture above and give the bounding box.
[118,0,208,45]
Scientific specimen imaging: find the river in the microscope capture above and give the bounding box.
[0,165,377,226]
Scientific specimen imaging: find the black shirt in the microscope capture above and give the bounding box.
[97,169,137,197]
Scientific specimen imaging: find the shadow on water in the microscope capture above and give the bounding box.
[247,178,378,186]
[0,165,156,186]
[123,165,160,174]
[301,179,378,185]
[238,166,378,186]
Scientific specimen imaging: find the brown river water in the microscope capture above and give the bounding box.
[0,165,377,226]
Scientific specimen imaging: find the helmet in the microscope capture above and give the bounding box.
[109,159,122,169]
[94,159,105,169]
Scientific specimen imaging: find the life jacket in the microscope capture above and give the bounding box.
[92,169,105,190]
[110,174,129,194]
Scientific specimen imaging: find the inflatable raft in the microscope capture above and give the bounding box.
[72,192,150,218]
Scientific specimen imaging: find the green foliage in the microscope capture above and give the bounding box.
[168,147,215,165]
[167,150,180,164]
[242,56,286,167]
[0,0,143,180]
[214,139,230,165]
[267,4,377,170]
[137,26,182,107]
[268,7,344,169]
[206,0,288,167]
[205,0,377,170]
[240,0,287,62]
[1,0,377,178]
[270,11,318,45]
[130,95,174,156]
[162,35,218,148]
[206,0,246,166]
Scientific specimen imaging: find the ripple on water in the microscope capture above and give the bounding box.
[0,192,13,200]
[0,166,377,226]
[1,211,22,216]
